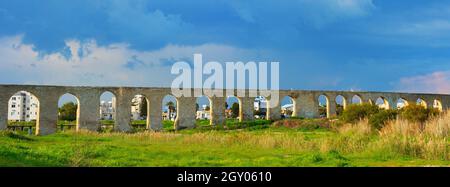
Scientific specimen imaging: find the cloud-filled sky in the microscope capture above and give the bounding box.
[1,0,450,94]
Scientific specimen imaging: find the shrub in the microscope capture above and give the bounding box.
[399,104,440,124]
[340,103,380,124]
[368,109,398,130]
[58,102,77,121]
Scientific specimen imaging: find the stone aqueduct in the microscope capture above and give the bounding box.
[0,84,449,135]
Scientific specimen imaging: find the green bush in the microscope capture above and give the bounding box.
[399,104,440,124]
[368,109,398,130]
[340,103,380,124]
[58,102,78,121]
[340,103,441,129]
[7,120,36,127]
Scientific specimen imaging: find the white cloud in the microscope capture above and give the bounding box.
[0,35,263,87]
[396,71,450,94]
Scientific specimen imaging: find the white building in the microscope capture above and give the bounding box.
[8,91,39,122]
[100,97,115,120]
[131,95,146,120]
[196,104,211,120]
[254,96,267,112]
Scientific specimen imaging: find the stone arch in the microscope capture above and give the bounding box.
[196,95,212,126]
[335,95,346,115]
[7,90,40,134]
[162,94,178,130]
[99,91,116,131]
[352,95,363,105]
[417,98,427,108]
[130,94,149,130]
[57,93,80,131]
[396,98,408,109]
[375,96,389,109]
[318,94,329,118]
[281,95,295,118]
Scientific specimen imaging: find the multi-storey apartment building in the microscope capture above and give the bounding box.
[8,91,39,122]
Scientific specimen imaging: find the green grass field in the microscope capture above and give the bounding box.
[0,118,448,167]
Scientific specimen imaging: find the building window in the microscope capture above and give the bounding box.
[12,97,16,100]
[27,107,30,110]
[11,105,15,108]
[26,115,29,118]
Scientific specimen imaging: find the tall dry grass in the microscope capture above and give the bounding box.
[374,112,449,160]
[58,112,449,161]
[336,119,373,136]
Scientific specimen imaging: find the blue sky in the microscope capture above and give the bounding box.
[1,0,450,94]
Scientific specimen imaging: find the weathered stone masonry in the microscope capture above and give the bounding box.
[1,84,449,135]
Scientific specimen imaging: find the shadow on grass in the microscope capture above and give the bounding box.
[0,131,34,141]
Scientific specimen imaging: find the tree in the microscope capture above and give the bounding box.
[196,103,199,111]
[139,98,147,118]
[225,102,229,109]
[58,102,77,121]
[399,104,439,125]
[340,103,380,124]
[166,101,176,119]
[205,106,210,111]
[231,102,240,118]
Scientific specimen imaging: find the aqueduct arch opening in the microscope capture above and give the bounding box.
[162,95,178,130]
[352,95,363,105]
[130,94,149,131]
[396,98,408,109]
[196,95,212,126]
[226,96,241,122]
[57,93,80,131]
[375,97,389,109]
[335,95,346,115]
[281,96,295,118]
[318,95,329,118]
[417,98,427,108]
[433,99,443,111]
[99,91,116,130]
[254,96,267,119]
